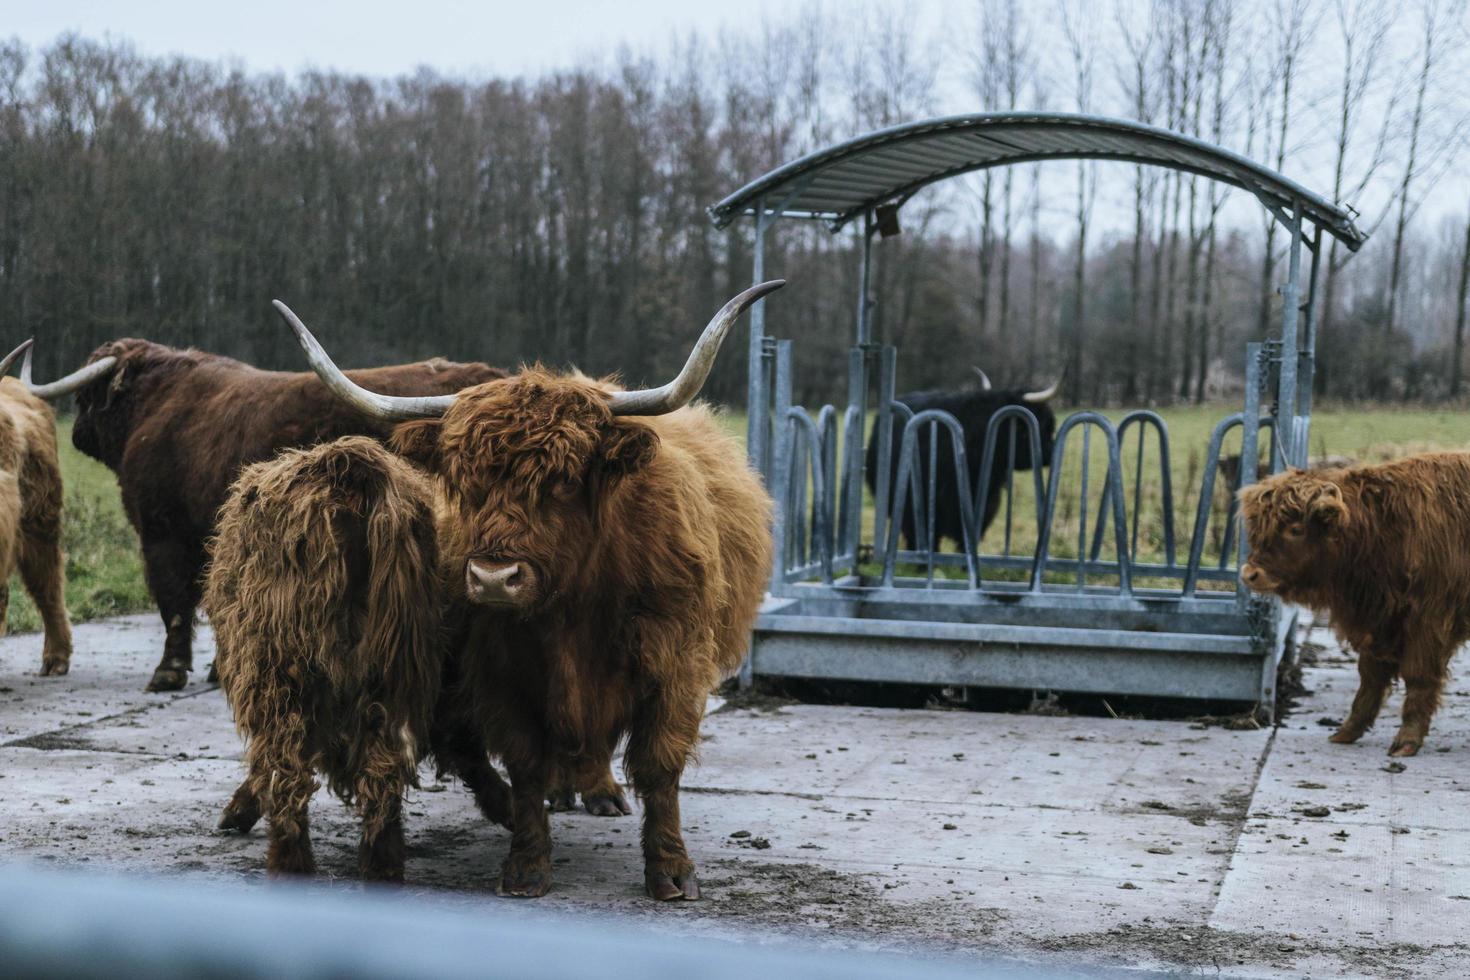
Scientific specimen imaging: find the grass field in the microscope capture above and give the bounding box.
[7,418,151,635]
[5,404,1469,635]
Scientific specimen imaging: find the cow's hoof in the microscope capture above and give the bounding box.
[39,655,71,677]
[218,803,261,834]
[498,863,552,898]
[583,787,632,817]
[546,787,578,812]
[1328,728,1363,745]
[1389,738,1421,758]
[645,869,700,901]
[146,665,188,693]
[206,662,219,685]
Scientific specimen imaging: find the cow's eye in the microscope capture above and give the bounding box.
[1286,522,1305,537]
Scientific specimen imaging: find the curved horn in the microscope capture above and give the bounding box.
[0,339,34,379]
[607,279,786,417]
[22,345,119,401]
[273,301,457,422]
[1023,379,1058,405]
[1022,379,1060,404]
[971,366,992,391]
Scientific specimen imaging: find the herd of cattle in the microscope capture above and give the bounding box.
[0,280,1463,896]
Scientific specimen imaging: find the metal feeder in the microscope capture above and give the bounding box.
[708,113,1367,715]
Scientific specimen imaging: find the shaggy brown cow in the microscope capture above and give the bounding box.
[21,340,504,693]
[1240,453,1470,757]
[204,436,512,880]
[275,281,780,900]
[0,341,73,675]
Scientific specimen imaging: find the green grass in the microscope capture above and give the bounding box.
[7,417,153,634]
[5,404,1467,635]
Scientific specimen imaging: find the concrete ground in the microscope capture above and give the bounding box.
[0,616,1466,978]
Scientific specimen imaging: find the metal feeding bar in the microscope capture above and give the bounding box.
[719,111,1361,716]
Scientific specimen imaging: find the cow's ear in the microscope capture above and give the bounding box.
[1237,483,1269,515]
[390,419,443,470]
[600,419,659,477]
[1309,482,1347,532]
[101,362,130,408]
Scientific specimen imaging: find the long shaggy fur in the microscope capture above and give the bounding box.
[204,437,446,880]
[392,367,773,900]
[66,338,504,691]
[1240,453,1470,756]
[0,378,73,675]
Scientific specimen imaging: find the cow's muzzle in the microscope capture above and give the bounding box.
[465,559,537,609]
[1239,562,1278,594]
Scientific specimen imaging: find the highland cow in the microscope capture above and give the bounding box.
[865,369,1058,552]
[1240,453,1470,757]
[204,436,512,880]
[0,341,73,676]
[275,281,780,900]
[21,339,505,693]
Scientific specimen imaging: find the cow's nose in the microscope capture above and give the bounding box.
[1240,564,1262,587]
[465,559,533,607]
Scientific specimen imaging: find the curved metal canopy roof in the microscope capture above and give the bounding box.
[708,112,1367,250]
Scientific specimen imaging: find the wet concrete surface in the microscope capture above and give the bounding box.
[0,615,1466,977]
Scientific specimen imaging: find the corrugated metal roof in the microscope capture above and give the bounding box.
[708,112,1367,250]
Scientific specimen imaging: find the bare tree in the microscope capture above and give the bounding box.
[1453,206,1470,397]
[1256,0,1317,340]
[1384,0,1457,348]
[1059,0,1098,398]
[1115,0,1158,402]
[1315,0,1397,396]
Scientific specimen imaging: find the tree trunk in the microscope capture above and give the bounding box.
[1453,211,1470,398]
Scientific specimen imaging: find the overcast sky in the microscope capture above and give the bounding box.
[7,0,922,79]
[7,0,1458,237]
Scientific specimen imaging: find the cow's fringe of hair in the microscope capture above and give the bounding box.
[393,368,773,892]
[204,436,442,878]
[1240,453,1470,753]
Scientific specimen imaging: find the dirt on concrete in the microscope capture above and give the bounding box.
[2,615,1469,978]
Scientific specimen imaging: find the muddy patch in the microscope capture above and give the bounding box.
[697,859,1008,949]
[1029,923,1469,979]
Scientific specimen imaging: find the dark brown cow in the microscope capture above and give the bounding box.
[22,340,503,692]
[0,341,72,675]
[275,282,780,900]
[204,436,512,880]
[1240,453,1470,756]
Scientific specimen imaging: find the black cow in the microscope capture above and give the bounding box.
[865,369,1058,552]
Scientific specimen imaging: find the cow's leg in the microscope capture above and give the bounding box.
[627,694,703,901]
[255,731,318,877]
[1331,650,1397,744]
[430,709,513,830]
[498,757,553,898]
[545,760,578,812]
[579,750,631,817]
[218,778,262,834]
[139,535,203,692]
[356,740,409,883]
[546,752,627,816]
[18,516,72,677]
[1389,642,1450,758]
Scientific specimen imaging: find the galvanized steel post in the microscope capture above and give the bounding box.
[1277,199,1304,468]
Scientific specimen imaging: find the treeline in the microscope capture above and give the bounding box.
[1,1,1467,408]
